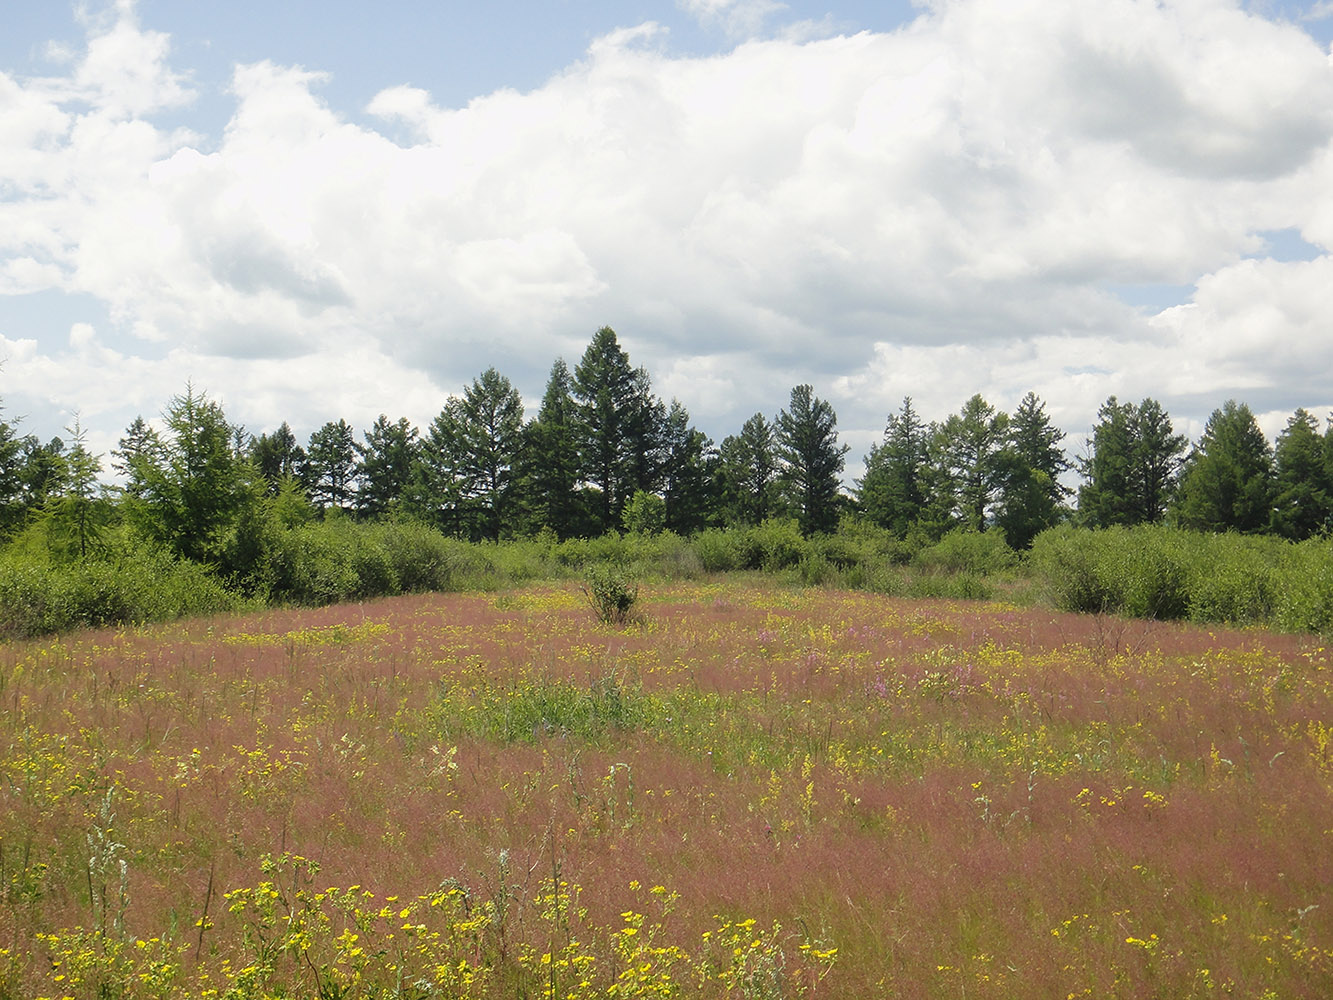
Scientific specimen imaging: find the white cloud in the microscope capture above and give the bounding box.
[677,0,788,38]
[2,0,1333,464]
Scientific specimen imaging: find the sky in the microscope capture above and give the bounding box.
[3,0,1333,483]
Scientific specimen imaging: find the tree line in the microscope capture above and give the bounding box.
[3,325,1332,578]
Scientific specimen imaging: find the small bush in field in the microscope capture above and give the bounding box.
[582,564,640,625]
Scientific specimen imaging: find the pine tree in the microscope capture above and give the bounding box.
[1270,408,1331,539]
[775,385,848,535]
[249,422,305,496]
[519,359,585,538]
[659,399,716,534]
[305,420,358,513]
[112,416,166,500]
[355,416,420,519]
[858,397,929,537]
[413,368,525,540]
[930,394,1008,532]
[42,416,112,561]
[571,327,663,532]
[127,384,255,564]
[994,392,1070,548]
[1078,397,1185,527]
[717,413,778,527]
[1174,400,1274,533]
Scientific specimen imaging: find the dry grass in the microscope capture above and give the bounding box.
[1,579,1330,998]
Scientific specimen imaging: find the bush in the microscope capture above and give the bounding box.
[1184,533,1279,627]
[1028,526,1116,614]
[692,528,743,573]
[914,528,1017,576]
[1275,538,1333,635]
[581,564,640,625]
[0,547,239,640]
[744,519,807,572]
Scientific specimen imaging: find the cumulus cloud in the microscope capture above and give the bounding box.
[2,0,1332,463]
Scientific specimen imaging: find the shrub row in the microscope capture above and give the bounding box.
[0,516,1039,641]
[1029,525,1333,634]
[0,547,239,640]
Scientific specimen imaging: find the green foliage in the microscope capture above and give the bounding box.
[1174,400,1274,533]
[1269,408,1332,540]
[857,397,930,537]
[440,669,657,744]
[913,527,1017,576]
[622,489,667,536]
[775,385,848,536]
[692,527,744,573]
[573,327,665,533]
[1029,524,1333,633]
[743,518,807,571]
[1078,397,1186,528]
[930,394,1009,533]
[0,545,239,640]
[582,564,640,625]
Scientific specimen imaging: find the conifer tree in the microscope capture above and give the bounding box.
[775,384,848,535]
[1174,400,1274,533]
[1270,408,1331,539]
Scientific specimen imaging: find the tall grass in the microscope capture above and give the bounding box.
[1,581,1329,997]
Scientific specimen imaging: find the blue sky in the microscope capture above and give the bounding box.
[3,0,1333,475]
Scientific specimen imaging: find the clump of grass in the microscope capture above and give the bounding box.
[581,564,640,625]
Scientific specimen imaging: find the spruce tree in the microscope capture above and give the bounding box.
[519,359,585,538]
[858,397,930,537]
[775,385,848,535]
[1270,408,1331,539]
[1174,400,1274,533]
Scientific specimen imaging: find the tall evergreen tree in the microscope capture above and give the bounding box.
[658,399,716,535]
[716,413,778,527]
[1174,399,1274,533]
[571,327,663,532]
[930,394,1008,532]
[1078,397,1185,527]
[42,417,112,561]
[1270,408,1331,540]
[355,416,420,519]
[413,369,525,540]
[857,397,930,537]
[20,435,68,514]
[112,416,166,500]
[994,392,1070,548]
[304,420,358,512]
[1129,398,1186,523]
[519,359,585,538]
[127,384,255,564]
[249,422,305,496]
[775,384,848,535]
[0,400,25,536]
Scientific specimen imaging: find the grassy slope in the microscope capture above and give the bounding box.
[1,579,1331,998]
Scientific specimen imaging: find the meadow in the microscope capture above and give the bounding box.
[1,576,1331,998]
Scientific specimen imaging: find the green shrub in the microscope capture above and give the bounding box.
[621,490,666,536]
[1028,526,1115,614]
[744,519,807,572]
[914,528,1017,576]
[582,564,640,625]
[0,548,238,640]
[692,528,743,573]
[1275,538,1333,635]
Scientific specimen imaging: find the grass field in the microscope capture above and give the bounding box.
[1,577,1331,998]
